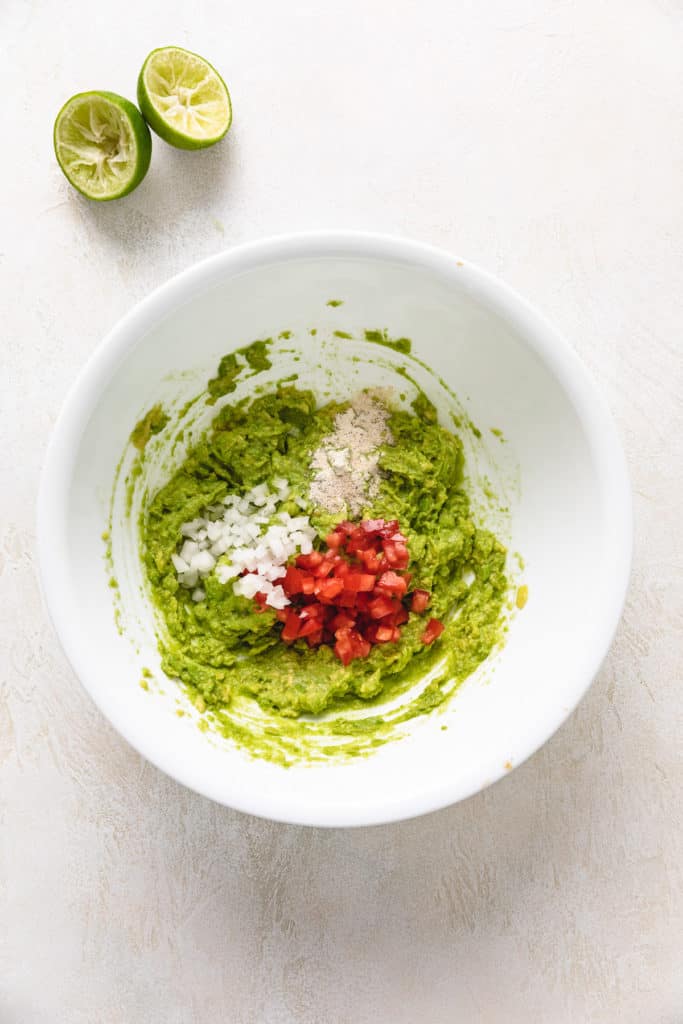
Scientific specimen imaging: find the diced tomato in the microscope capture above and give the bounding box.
[368,595,399,620]
[270,515,418,662]
[358,548,383,572]
[354,636,371,659]
[334,630,354,666]
[383,540,409,569]
[312,558,336,578]
[298,617,323,638]
[336,627,371,658]
[343,572,376,593]
[283,565,304,595]
[299,602,325,620]
[316,578,344,602]
[377,519,399,538]
[361,518,386,534]
[411,589,430,613]
[281,611,301,642]
[301,575,316,595]
[365,623,400,644]
[392,605,410,626]
[330,611,356,631]
[422,618,445,644]
[376,571,408,597]
[296,551,324,570]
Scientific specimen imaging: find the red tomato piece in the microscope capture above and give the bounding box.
[383,540,409,569]
[330,611,356,631]
[422,618,445,644]
[374,624,395,643]
[325,531,344,549]
[316,578,345,602]
[411,589,431,613]
[377,519,399,538]
[301,575,316,595]
[334,630,354,666]
[336,590,357,608]
[358,548,383,572]
[296,551,324,570]
[390,605,410,627]
[306,630,324,647]
[361,518,386,534]
[299,602,325,620]
[376,570,408,597]
[312,558,335,578]
[354,635,372,659]
[343,572,376,593]
[368,595,399,620]
[298,618,322,638]
[281,611,301,642]
[283,565,304,595]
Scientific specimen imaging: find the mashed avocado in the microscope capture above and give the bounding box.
[130,404,169,451]
[141,383,508,730]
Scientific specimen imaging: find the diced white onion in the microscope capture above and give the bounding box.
[173,477,314,605]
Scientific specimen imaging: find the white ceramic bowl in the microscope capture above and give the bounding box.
[37,232,631,827]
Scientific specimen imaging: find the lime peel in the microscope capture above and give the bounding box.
[137,46,232,150]
[53,91,151,201]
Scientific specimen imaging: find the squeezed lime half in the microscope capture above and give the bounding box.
[137,45,232,150]
[53,91,152,200]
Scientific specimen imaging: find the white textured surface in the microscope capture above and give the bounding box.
[1,0,681,1020]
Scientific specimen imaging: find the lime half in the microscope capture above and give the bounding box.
[53,91,152,201]
[137,46,232,150]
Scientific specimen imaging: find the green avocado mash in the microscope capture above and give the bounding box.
[130,404,169,451]
[140,380,508,754]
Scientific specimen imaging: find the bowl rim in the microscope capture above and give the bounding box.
[36,230,633,827]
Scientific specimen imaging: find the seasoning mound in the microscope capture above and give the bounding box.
[309,390,393,515]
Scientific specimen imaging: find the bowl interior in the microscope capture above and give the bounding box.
[39,237,630,825]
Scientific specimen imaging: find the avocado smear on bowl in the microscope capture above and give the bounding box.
[129,348,510,764]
